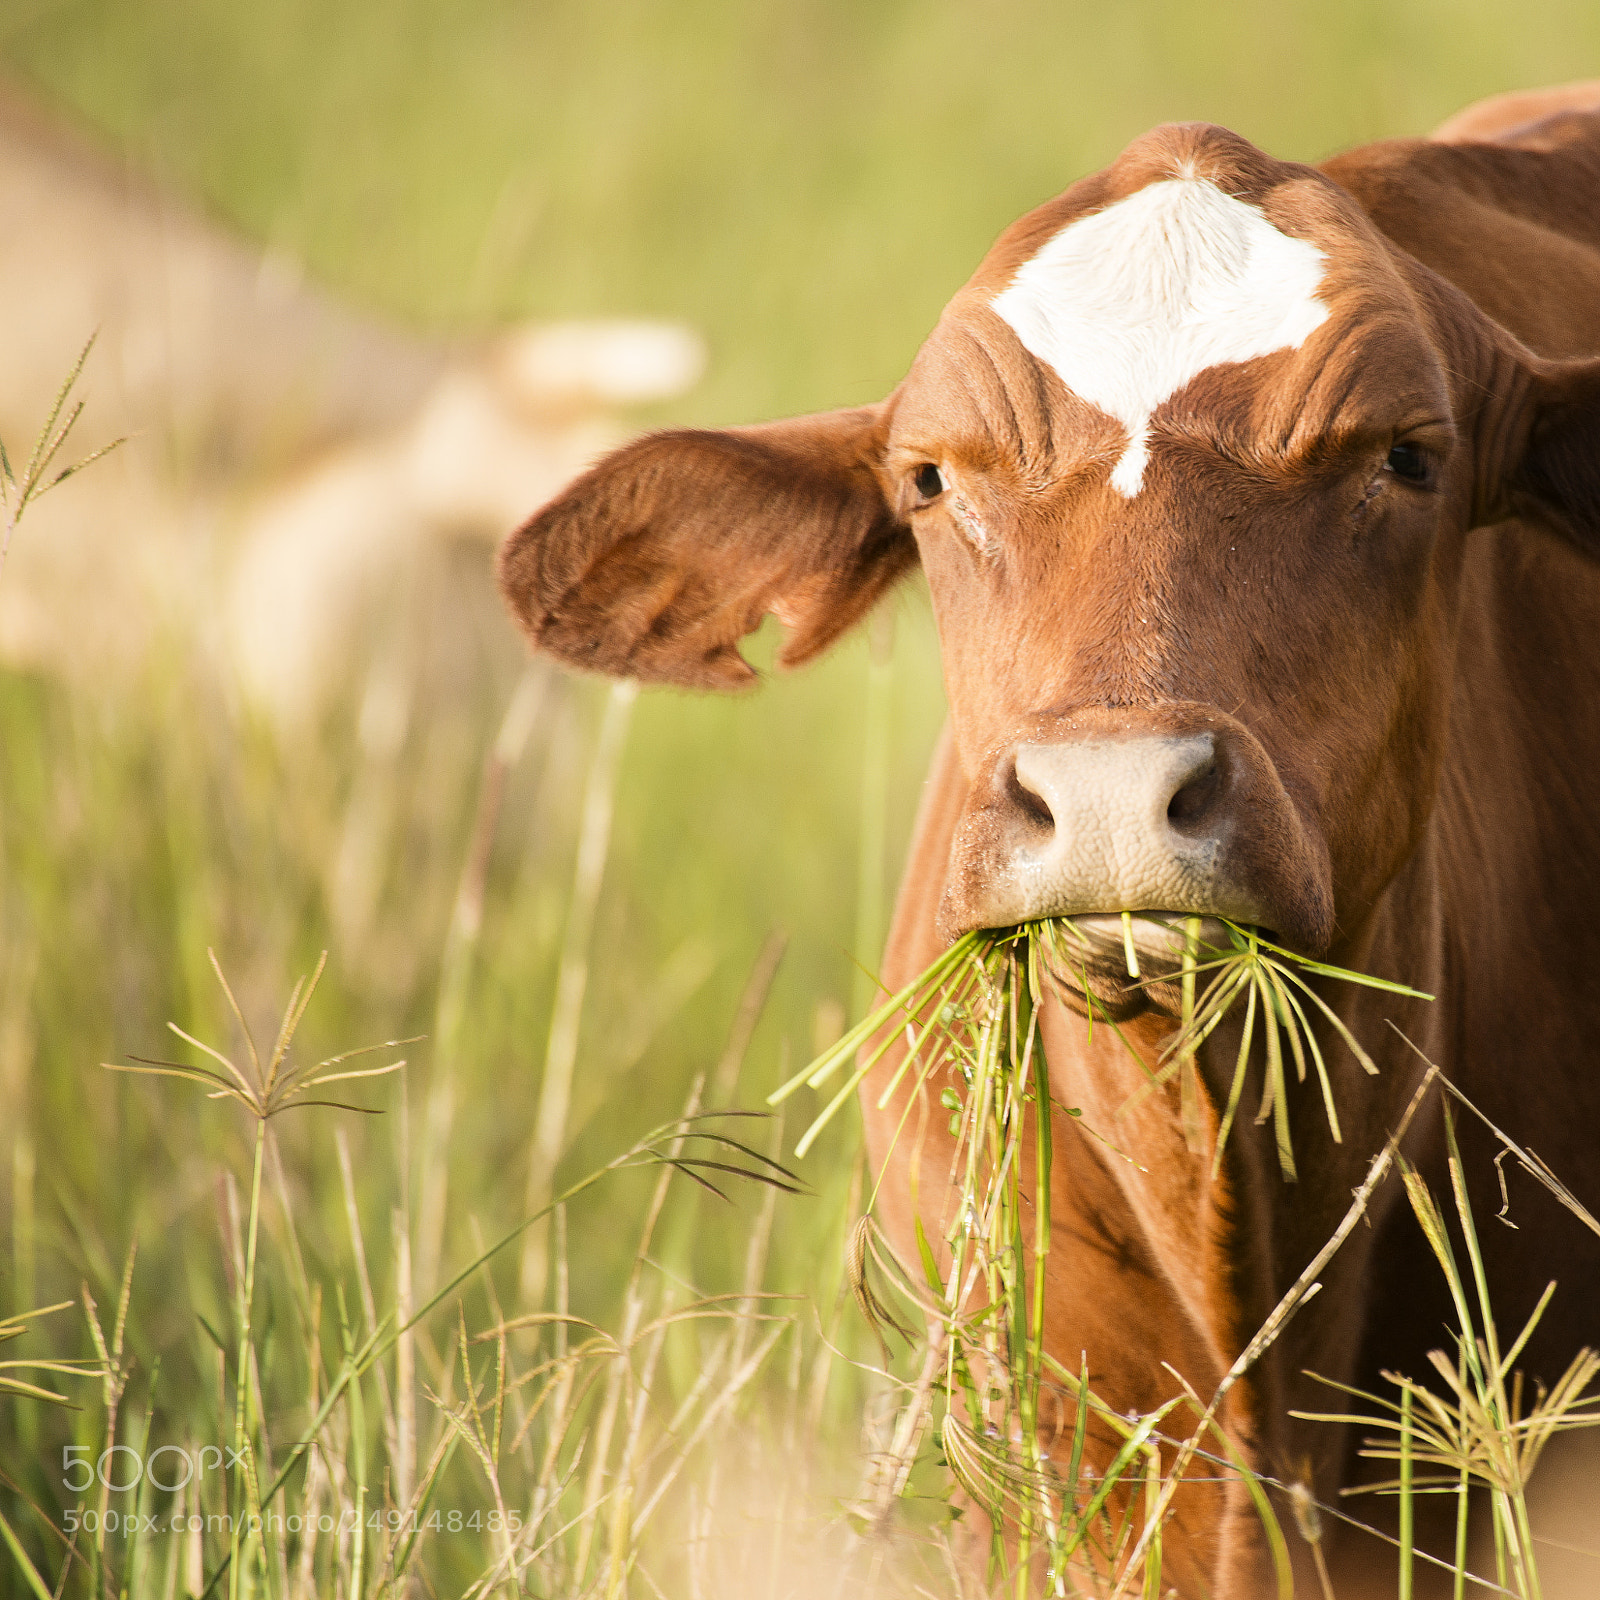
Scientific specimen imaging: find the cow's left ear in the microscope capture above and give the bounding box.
[1508,356,1600,552]
[496,403,914,690]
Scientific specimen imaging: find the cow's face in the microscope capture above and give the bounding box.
[498,123,1600,971]
[889,125,1472,960]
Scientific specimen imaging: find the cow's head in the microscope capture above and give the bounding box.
[498,123,1600,980]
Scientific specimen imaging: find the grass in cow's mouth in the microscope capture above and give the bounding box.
[772,912,1432,1183]
[1136,917,1432,1182]
[769,912,1433,1591]
[777,923,1597,1597]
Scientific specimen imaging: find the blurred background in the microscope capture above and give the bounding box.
[1,0,1599,1594]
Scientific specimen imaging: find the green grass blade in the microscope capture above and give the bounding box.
[1272,972,1340,1144]
[793,1019,912,1158]
[1062,1401,1182,1557]
[1441,1104,1506,1389]
[1265,985,1296,1183]
[1496,1281,1557,1383]
[1222,922,1433,999]
[1396,1158,1487,1398]
[0,1509,55,1600]
[1275,965,1380,1075]
[1399,1384,1415,1600]
[1254,975,1278,1128]
[1120,911,1140,978]
[1177,918,1204,1152]
[1264,960,1309,1084]
[770,934,976,1104]
[1210,978,1258,1179]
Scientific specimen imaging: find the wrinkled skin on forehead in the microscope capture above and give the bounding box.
[499,98,1600,1597]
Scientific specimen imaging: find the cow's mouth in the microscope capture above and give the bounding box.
[1000,910,1237,1022]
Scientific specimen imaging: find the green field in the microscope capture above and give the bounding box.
[2,1,1599,1594]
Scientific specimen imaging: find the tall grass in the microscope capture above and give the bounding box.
[17,935,1594,1594]
[0,367,955,1595]
[0,958,846,1598]
[1297,1096,1600,1600]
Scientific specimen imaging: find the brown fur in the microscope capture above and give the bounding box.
[499,90,1600,1596]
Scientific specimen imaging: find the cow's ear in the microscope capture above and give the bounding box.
[496,403,915,690]
[1508,357,1600,552]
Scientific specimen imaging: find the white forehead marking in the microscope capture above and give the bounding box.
[990,178,1329,496]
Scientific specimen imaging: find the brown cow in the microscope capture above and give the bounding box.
[498,85,1600,1596]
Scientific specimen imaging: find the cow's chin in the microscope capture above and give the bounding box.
[1003,910,1234,1023]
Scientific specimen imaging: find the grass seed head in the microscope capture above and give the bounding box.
[102,948,416,1121]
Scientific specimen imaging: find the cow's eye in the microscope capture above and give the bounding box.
[913,463,945,500]
[1385,442,1428,483]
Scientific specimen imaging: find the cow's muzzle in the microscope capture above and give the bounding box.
[938,710,1334,954]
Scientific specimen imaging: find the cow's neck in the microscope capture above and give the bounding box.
[1383,512,1600,1120]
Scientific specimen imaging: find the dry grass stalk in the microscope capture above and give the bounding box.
[0,334,126,584]
[1296,1104,1600,1600]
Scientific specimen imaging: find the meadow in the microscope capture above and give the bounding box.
[2,0,1600,1594]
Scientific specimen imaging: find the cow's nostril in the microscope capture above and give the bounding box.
[1166,760,1221,834]
[1009,766,1057,833]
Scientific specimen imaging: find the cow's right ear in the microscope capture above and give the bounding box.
[1507,356,1600,555]
[496,403,915,690]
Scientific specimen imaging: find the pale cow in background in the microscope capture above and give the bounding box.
[0,76,703,724]
[227,317,702,727]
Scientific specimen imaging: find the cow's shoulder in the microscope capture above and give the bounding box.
[1319,110,1600,357]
